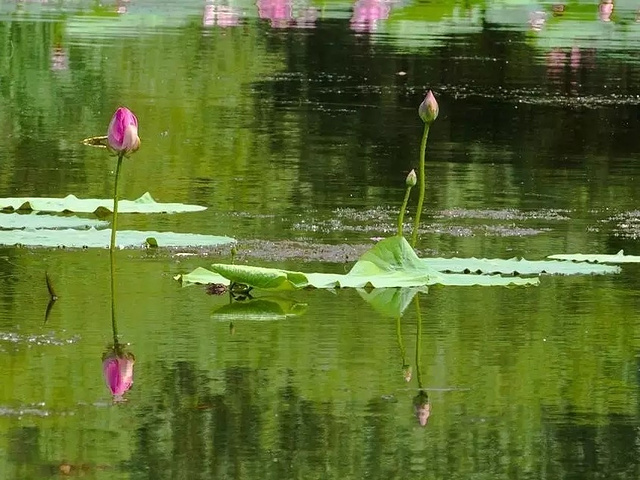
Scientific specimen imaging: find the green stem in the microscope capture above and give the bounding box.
[414,295,423,390]
[397,186,413,237]
[395,316,407,366]
[411,124,430,248]
[110,153,124,345]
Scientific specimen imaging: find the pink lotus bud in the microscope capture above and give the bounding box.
[406,169,417,187]
[107,107,140,155]
[102,351,135,397]
[418,90,439,125]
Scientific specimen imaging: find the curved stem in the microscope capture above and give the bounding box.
[411,124,430,248]
[397,185,413,237]
[110,153,124,345]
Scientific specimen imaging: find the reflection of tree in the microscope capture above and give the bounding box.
[129,362,416,479]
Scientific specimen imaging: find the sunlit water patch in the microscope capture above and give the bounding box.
[292,207,564,238]
[0,331,80,351]
[439,84,640,108]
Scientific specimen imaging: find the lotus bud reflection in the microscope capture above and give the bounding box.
[102,347,135,399]
[107,107,140,155]
[413,390,431,426]
[405,169,417,187]
[402,364,412,382]
[418,91,439,125]
[599,0,613,22]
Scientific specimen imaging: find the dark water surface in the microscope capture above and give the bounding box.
[2,1,640,478]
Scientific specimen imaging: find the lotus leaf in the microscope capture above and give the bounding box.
[0,192,206,214]
[177,236,540,289]
[176,267,230,285]
[0,228,234,248]
[547,250,640,264]
[0,213,108,230]
[423,257,620,275]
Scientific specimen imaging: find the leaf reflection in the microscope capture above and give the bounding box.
[212,296,307,321]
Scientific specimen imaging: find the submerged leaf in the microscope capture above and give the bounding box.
[0,192,206,214]
[179,236,539,290]
[547,250,640,264]
[0,228,235,249]
[424,256,620,275]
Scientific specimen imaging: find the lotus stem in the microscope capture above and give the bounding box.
[396,315,407,364]
[414,295,423,389]
[110,152,124,344]
[397,186,413,237]
[411,124,430,248]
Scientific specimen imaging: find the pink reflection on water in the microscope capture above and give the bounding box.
[115,0,129,14]
[50,45,68,71]
[203,2,241,27]
[256,0,317,29]
[350,0,390,33]
[546,46,584,92]
[528,9,546,31]
[599,0,613,21]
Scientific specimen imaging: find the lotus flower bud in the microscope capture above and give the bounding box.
[406,169,417,187]
[418,90,439,125]
[102,349,135,398]
[107,107,140,155]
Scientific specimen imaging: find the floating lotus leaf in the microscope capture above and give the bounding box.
[0,213,108,230]
[0,228,234,249]
[212,297,308,321]
[423,257,620,275]
[175,267,230,285]
[0,192,206,214]
[177,236,539,289]
[547,250,640,264]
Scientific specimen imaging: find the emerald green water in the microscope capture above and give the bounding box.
[2,1,640,478]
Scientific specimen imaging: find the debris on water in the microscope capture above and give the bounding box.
[205,283,228,295]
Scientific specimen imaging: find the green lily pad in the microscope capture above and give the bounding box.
[423,257,620,275]
[177,236,540,289]
[0,228,234,249]
[212,297,308,321]
[175,267,231,285]
[0,213,108,230]
[0,192,206,214]
[547,250,640,264]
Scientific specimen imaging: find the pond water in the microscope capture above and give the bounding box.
[2,0,640,478]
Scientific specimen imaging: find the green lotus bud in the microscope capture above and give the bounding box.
[406,169,417,187]
[418,90,439,124]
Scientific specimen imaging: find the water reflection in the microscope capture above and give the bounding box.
[203,0,241,28]
[393,290,431,426]
[412,295,430,427]
[256,0,317,29]
[103,194,136,402]
[350,0,390,33]
[599,0,614,22]
[102,345,135,400]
